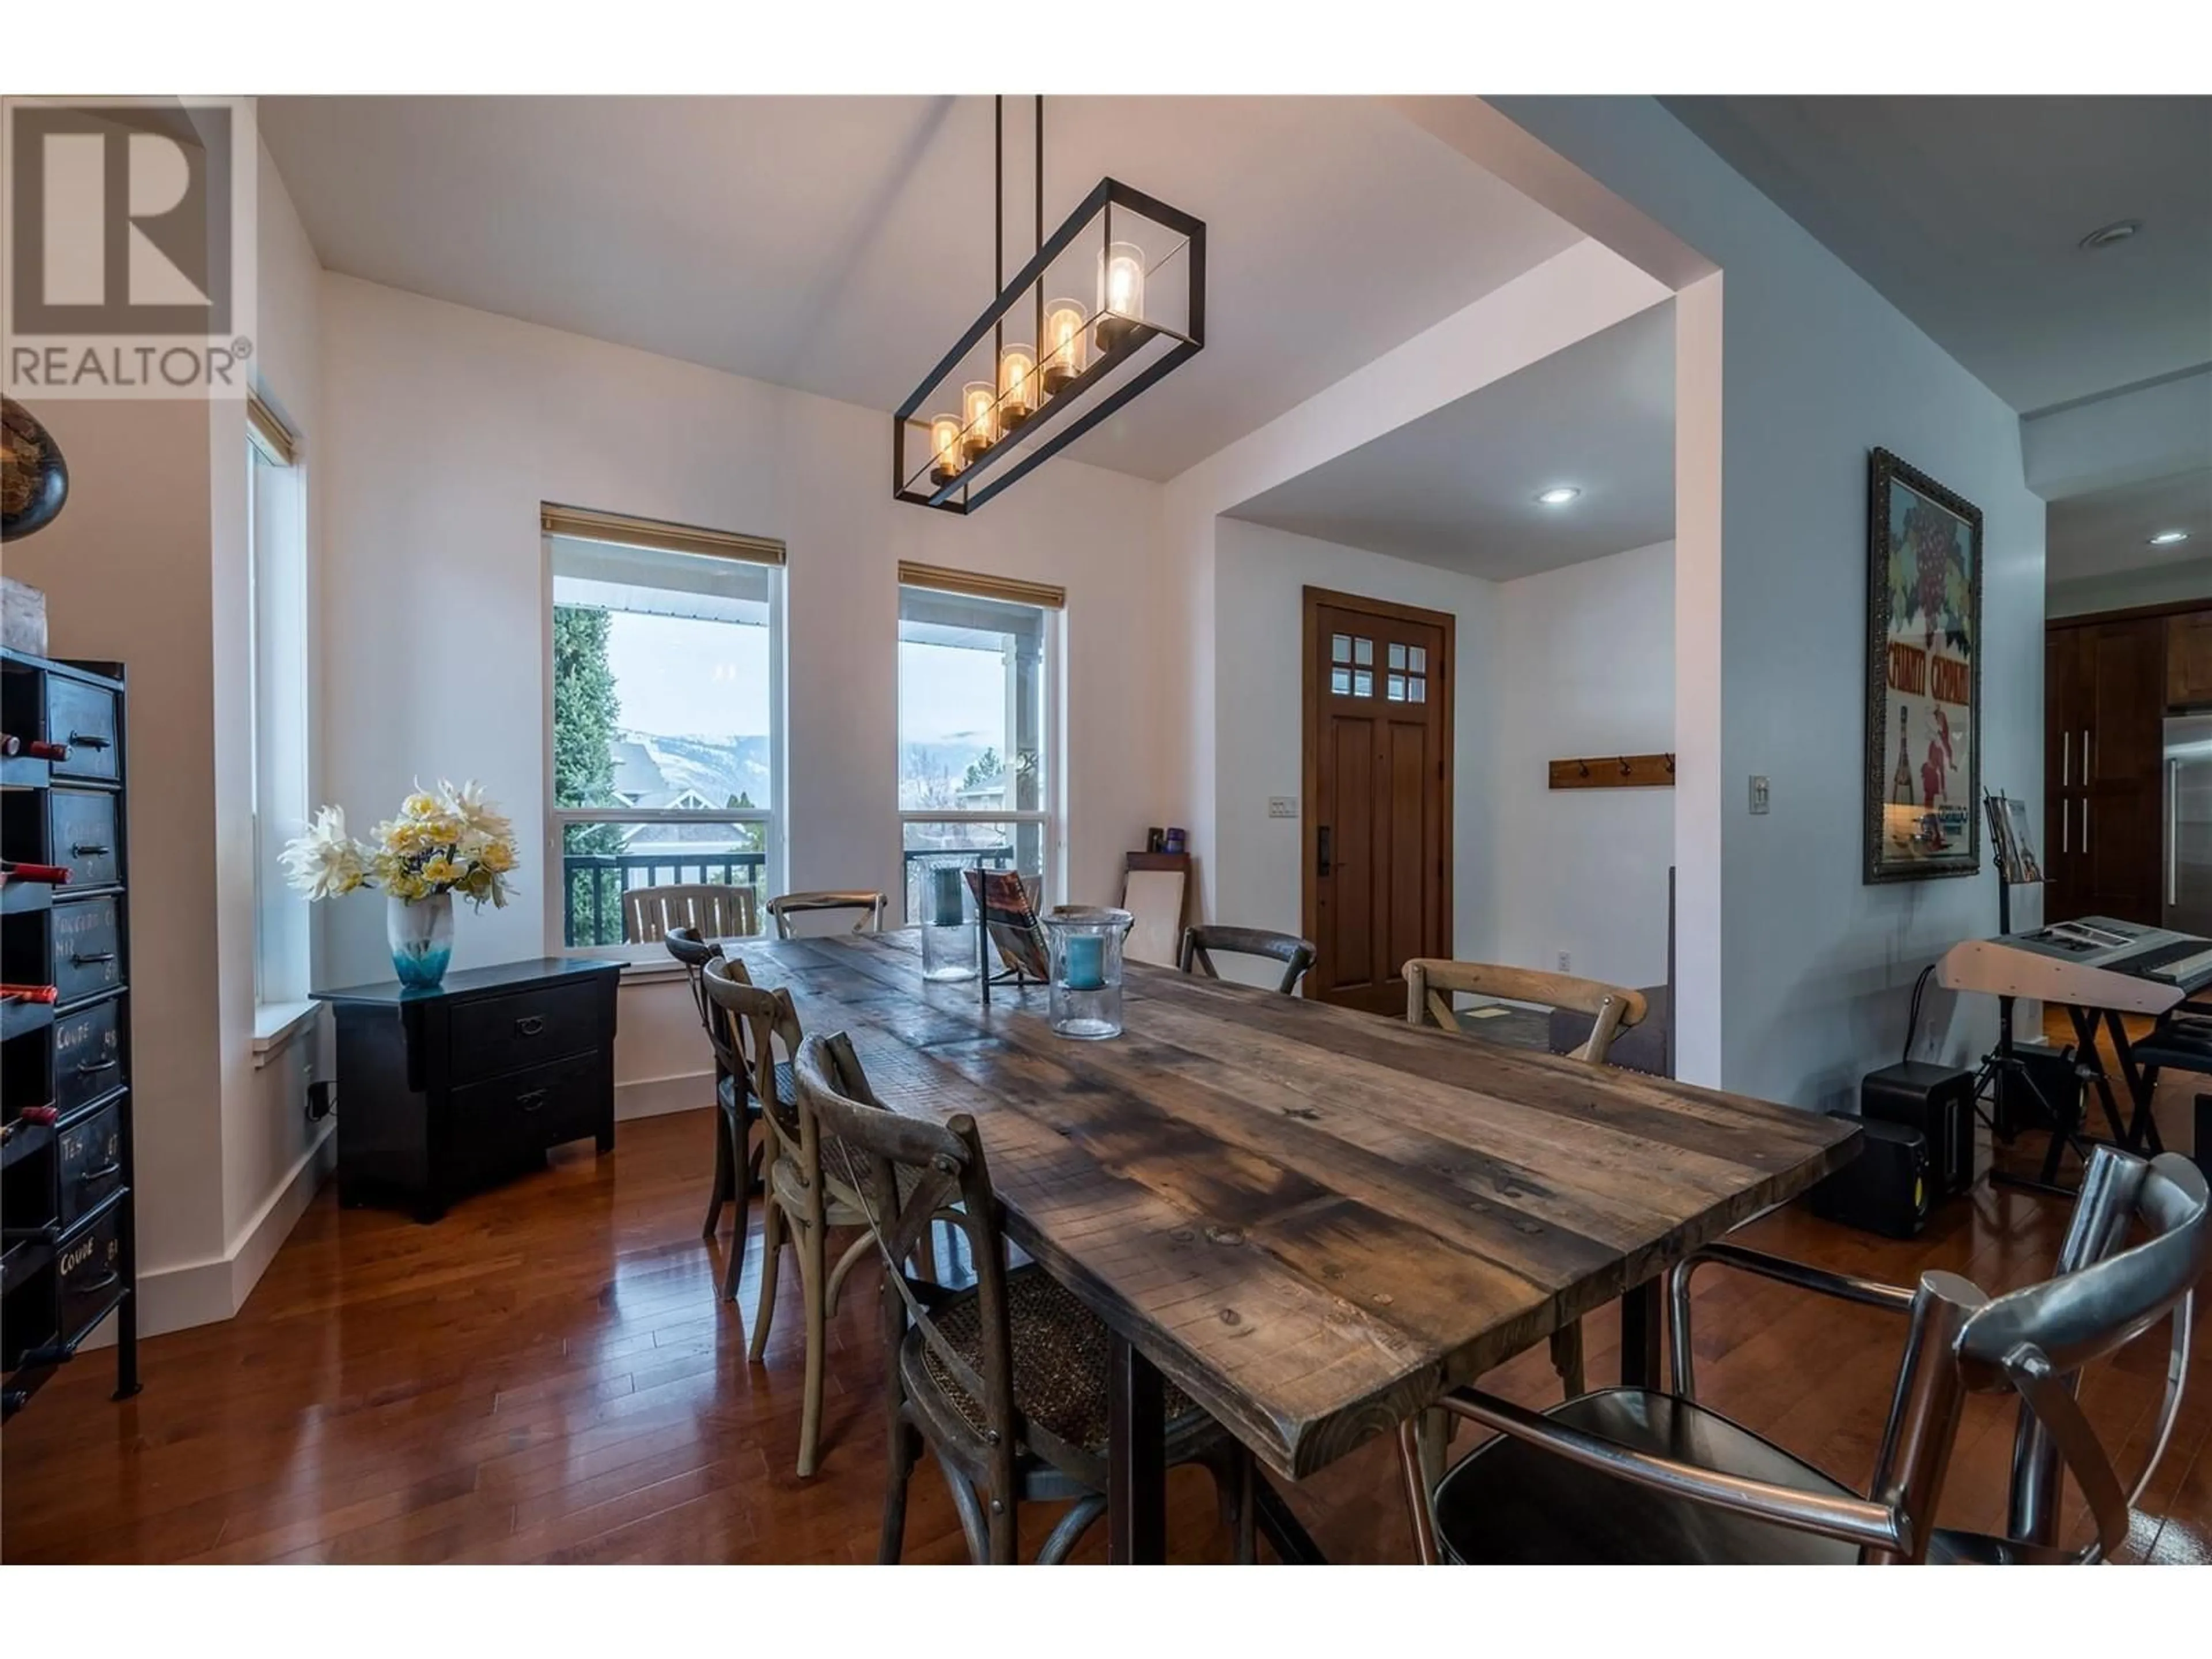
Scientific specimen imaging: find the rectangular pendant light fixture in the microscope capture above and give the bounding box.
[892,176,1206,514]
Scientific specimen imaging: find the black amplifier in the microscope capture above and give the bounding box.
[1861,1061,1976,1200]
[1810,1117,1930,1240]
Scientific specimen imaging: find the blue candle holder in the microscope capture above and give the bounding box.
[1042,907,1130,1039]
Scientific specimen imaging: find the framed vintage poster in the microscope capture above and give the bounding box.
[1864,447,1983,882]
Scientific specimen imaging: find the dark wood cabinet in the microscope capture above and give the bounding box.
[313,957,622,1222]
[2169,611,2212,710]
[2045,616,2165,925]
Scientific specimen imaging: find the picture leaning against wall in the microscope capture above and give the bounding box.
[1864,446,1983,882]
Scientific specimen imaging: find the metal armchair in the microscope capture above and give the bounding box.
[1402,1146,2207,1565]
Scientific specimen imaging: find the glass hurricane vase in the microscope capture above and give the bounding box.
[1042,907,1130,1040]
[387,891,454,988]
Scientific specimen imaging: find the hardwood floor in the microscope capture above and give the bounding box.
[3,1070,2207,1565]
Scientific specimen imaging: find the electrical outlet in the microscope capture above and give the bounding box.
[1749,775,1771,815]
[1556,950,1571,973]
[1267,796,1298,819]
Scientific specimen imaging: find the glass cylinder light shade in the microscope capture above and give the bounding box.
[961,380,998,457]
[928,414,964,484]
[1043,907,1131,1040]
[1095,243,1146,354]
[1041,297,1088,392]
[998,343,1038,429]
[921,864,979,982]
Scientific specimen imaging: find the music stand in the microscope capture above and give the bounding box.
[1969,791,2094,1196]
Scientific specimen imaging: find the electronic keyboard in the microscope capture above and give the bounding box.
[1937,915,2212,1015]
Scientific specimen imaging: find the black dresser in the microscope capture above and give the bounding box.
[313,957,623,1222]
[2,649,139,1421]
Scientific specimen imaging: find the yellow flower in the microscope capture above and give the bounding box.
[477,840,517,874]
[402,791,440,820]
[421,857,462,887]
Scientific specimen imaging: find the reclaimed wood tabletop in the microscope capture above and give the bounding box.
[726,930,1860,1485]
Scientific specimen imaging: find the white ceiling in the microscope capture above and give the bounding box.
[1662,96,2212,416]
[2047,467,2212,586]
[257,96,1582,482]
[1227,300,1674,582]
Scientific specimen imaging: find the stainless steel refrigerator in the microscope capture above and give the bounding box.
[2165,715,2212,937]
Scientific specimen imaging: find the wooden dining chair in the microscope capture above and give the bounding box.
[1400,957,1648,1494]
[665,927,762,1285]
[623,881,757,943]
[1179,925,1317,996]
[793,1030,1258,1564]
[765,889,887,940]
[702,955,929,1476]
[1402,1146,2210,1564]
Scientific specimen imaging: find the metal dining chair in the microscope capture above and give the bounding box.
[624,881,757,943]
[766,890,887,940]
[1400,1145,2209,1564]
[793,1030,1257,1564]
[1179,925,1317,996]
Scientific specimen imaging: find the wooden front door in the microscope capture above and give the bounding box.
[1302,588,1454,1013]
[2046,615,2165,926]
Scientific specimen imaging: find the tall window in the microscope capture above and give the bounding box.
[896,565,1061,923]
[546,506,785,952]
[248,394,310,1010]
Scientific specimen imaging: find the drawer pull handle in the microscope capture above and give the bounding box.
[517,1088,550,1113]
[514,1015,546,1037]
[74,1058,119,1075]
[67,732,112,751]
[71,951,117,965]
[70,843,112,857]
[73,1268,121,1293]
[77,1160,122,1183]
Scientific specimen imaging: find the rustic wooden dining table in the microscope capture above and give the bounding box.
[725,930,1860,1564]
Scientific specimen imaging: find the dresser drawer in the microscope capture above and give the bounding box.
[56,1099,126,1229]
[52,997,123,1117]
[51,895,122,1007]
[449,1051,603,1175]
[46,676,120,783]
[47,787,120,888]
[55,1200,126,1347]
[448,978,601,1084]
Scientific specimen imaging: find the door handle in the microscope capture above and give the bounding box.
[2082,728,2092,784]
[2062,730,2070,788]
[71,950,116,965]
[1316,825,1332,878]
[74,1057,119,1076]
[2082,797,2090,857]
[70,843,111,858]
[67,732,111,751]
[76,1160,122,1184]
[2171,760,2181,908]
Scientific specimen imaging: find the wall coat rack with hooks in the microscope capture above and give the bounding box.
[1547,753,1676,790]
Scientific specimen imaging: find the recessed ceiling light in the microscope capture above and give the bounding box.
[1535,486,1581,506]
[2150,529,2191,546]
[2078,218,2142,251]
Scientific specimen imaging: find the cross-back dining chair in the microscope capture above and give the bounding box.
[1179,925,1317,997]
[792,1030,1257,1564]
[766,889,887,940]
[624,881,757,944]
[1400,957,1649,1456]
[665,926,762,1294]
[1400,1145,2209,1565]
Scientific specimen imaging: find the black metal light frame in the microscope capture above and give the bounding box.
[892,175,1206,514]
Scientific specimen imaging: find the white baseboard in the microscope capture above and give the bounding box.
[617,1070,715,1123]
[111,1122,337,1343]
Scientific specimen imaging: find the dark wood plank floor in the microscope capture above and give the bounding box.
[3,1067,2207,1564]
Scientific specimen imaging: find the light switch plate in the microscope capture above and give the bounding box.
[1749,775,1771,815]
[1267,797,1298,819]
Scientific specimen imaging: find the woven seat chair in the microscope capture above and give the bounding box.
[792,1031,1257,1564]
[1402,1146,2210,1565]
[1179,925,1316,995]
[624,881,757,944]
[702,957,931,1478]
[766,890,887,940]
[665,927,763,1290]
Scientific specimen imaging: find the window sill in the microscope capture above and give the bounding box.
[251,999,321,1067]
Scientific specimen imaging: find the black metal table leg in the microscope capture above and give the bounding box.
[2101,1009,2165,1154]
[1107,1331,1166,1564]
[1620,1280,1663,1389]
[1251,1473,1328,1564]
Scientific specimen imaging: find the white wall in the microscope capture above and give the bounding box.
[316,276,1172,1107]
[1480,97,2048,1108]
[1210,520,1497,978]
[1493,540,1675,988]
[2048,556,2212,619]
